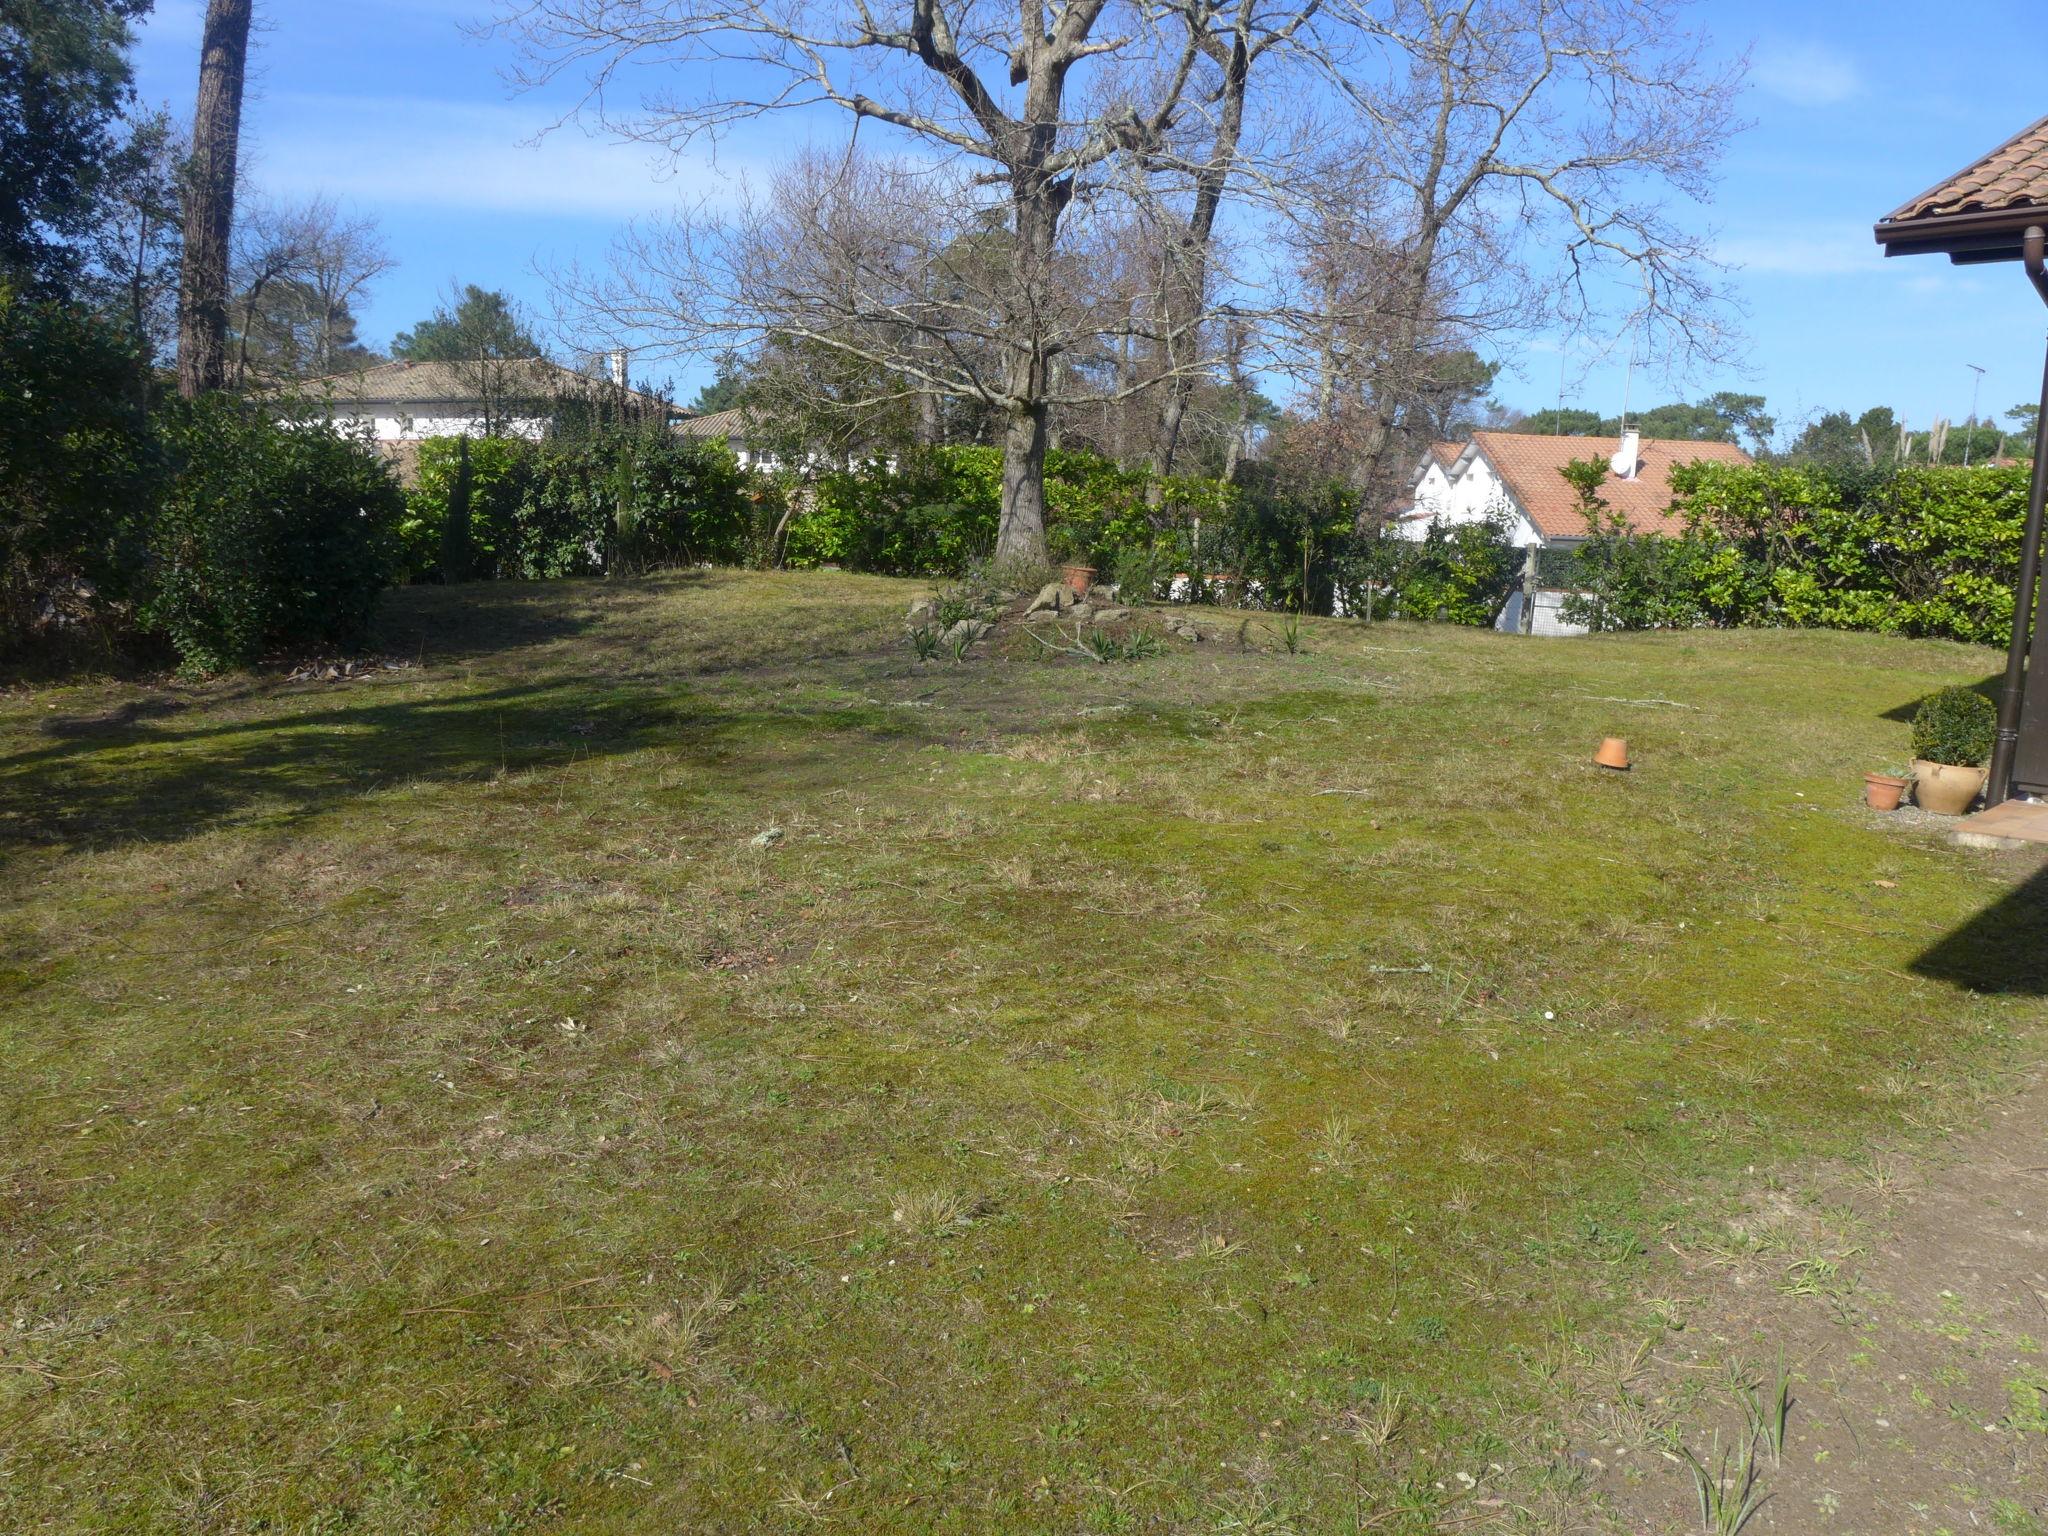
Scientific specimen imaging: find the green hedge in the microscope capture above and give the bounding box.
[0,285,157,654]
[399,428,765,583]
[782,446,1225,576]
[1565,462,2033,643]
[146,398,404,672]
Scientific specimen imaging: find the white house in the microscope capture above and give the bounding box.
[671,407,766,469]
[1392,428,1754,633]
[284,356,678,480]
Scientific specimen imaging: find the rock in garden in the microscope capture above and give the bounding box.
[1024,582,1067,615]
[1094,607,1130,623]
[749,826,785,848]
[907,597,938,624]
[1066,602,1094,621]
[942,618,990,648]
[1087,584,1117,604]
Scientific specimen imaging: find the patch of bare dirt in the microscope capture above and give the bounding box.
[1593,1073,2048,1533]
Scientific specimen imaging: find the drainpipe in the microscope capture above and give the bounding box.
[1985,226,2048,806]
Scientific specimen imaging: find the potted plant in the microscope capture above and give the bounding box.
[1862,768,1910,811]
[1910,686,1997,815]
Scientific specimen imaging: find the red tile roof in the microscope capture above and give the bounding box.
[1887,115,2048,222]
[1468,431,1752,540]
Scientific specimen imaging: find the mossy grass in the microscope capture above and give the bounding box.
[1,568,2040,1531]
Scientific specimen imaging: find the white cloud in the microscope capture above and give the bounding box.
[1752,40,1863,108]
[1717,225,1877,277]
[245,94,769,220]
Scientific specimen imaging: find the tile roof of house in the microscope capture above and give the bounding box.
[671,407,753,440]
[1888,114,2048,221]
[1467,430,1752,540]
[291,358,674,414]
[1401,440,1464,501]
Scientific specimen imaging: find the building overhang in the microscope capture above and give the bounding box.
[1873,205,2048,265]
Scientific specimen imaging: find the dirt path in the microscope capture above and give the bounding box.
[1587,1071,2048,1534]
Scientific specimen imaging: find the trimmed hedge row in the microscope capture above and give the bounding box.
[399,428,769,584]
[1566,462,2033,644]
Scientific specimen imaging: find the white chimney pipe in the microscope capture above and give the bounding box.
[1610,428,1641,481]
[607,349,628,388]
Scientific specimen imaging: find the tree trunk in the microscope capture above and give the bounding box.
[1148,15,1252,487]
[994,161,1062,566]
[177,0,253,399]
[997,399,1049,563]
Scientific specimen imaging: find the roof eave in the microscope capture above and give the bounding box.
[1873,204,2048,264]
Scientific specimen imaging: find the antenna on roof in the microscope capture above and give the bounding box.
[1618,344,1636,438]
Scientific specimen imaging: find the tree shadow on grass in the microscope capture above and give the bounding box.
[1911,859,2048,995]
[371,575,687,666]
[1882,673,2002,724]
[0,676,925,859]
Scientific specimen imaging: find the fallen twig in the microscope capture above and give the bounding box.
[1576,693,1697,710]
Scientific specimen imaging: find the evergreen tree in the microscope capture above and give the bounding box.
[0,0,150,291]
[393,285,543,363]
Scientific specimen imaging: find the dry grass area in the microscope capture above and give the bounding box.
[3,568,2045,1533]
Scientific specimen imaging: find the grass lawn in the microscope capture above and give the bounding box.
[3,569,2044,1533]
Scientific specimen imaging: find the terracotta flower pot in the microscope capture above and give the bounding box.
[1863,771,1908,812]
[1911,759,1986,816]
[1061,563,1097,597]
[1594,736,1630,771]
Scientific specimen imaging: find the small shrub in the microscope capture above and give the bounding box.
[906,625,941,661]
[1911,686,1996,767]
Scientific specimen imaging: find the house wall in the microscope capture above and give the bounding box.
[326,412,552,442]
[1400,453,1544,548]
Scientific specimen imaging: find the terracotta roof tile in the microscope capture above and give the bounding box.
[1469,431,1752,540]
[1887,115,2048,222]
[289,358,675,415]
[672,407,754,440]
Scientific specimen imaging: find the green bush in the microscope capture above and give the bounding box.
[784,446,1233,581]
[510,426,760,579]
[1387,514,1521,624]
[0,284,157,655]
[1605,461,2036,645]
[398,428,764,583]
[787,447,1002,574]
[1559,512,1718,632]
[400,435,531,582]
[1911,686,1997,767]
[145,399,403,672]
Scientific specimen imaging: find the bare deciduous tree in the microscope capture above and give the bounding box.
[497,0,1234,564]
[176,0,252,398]
[1142,0,1319,485]
[228,196,393,384]
[1287,0,1741,503]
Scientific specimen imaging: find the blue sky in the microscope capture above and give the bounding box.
[131,0,2048,443]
